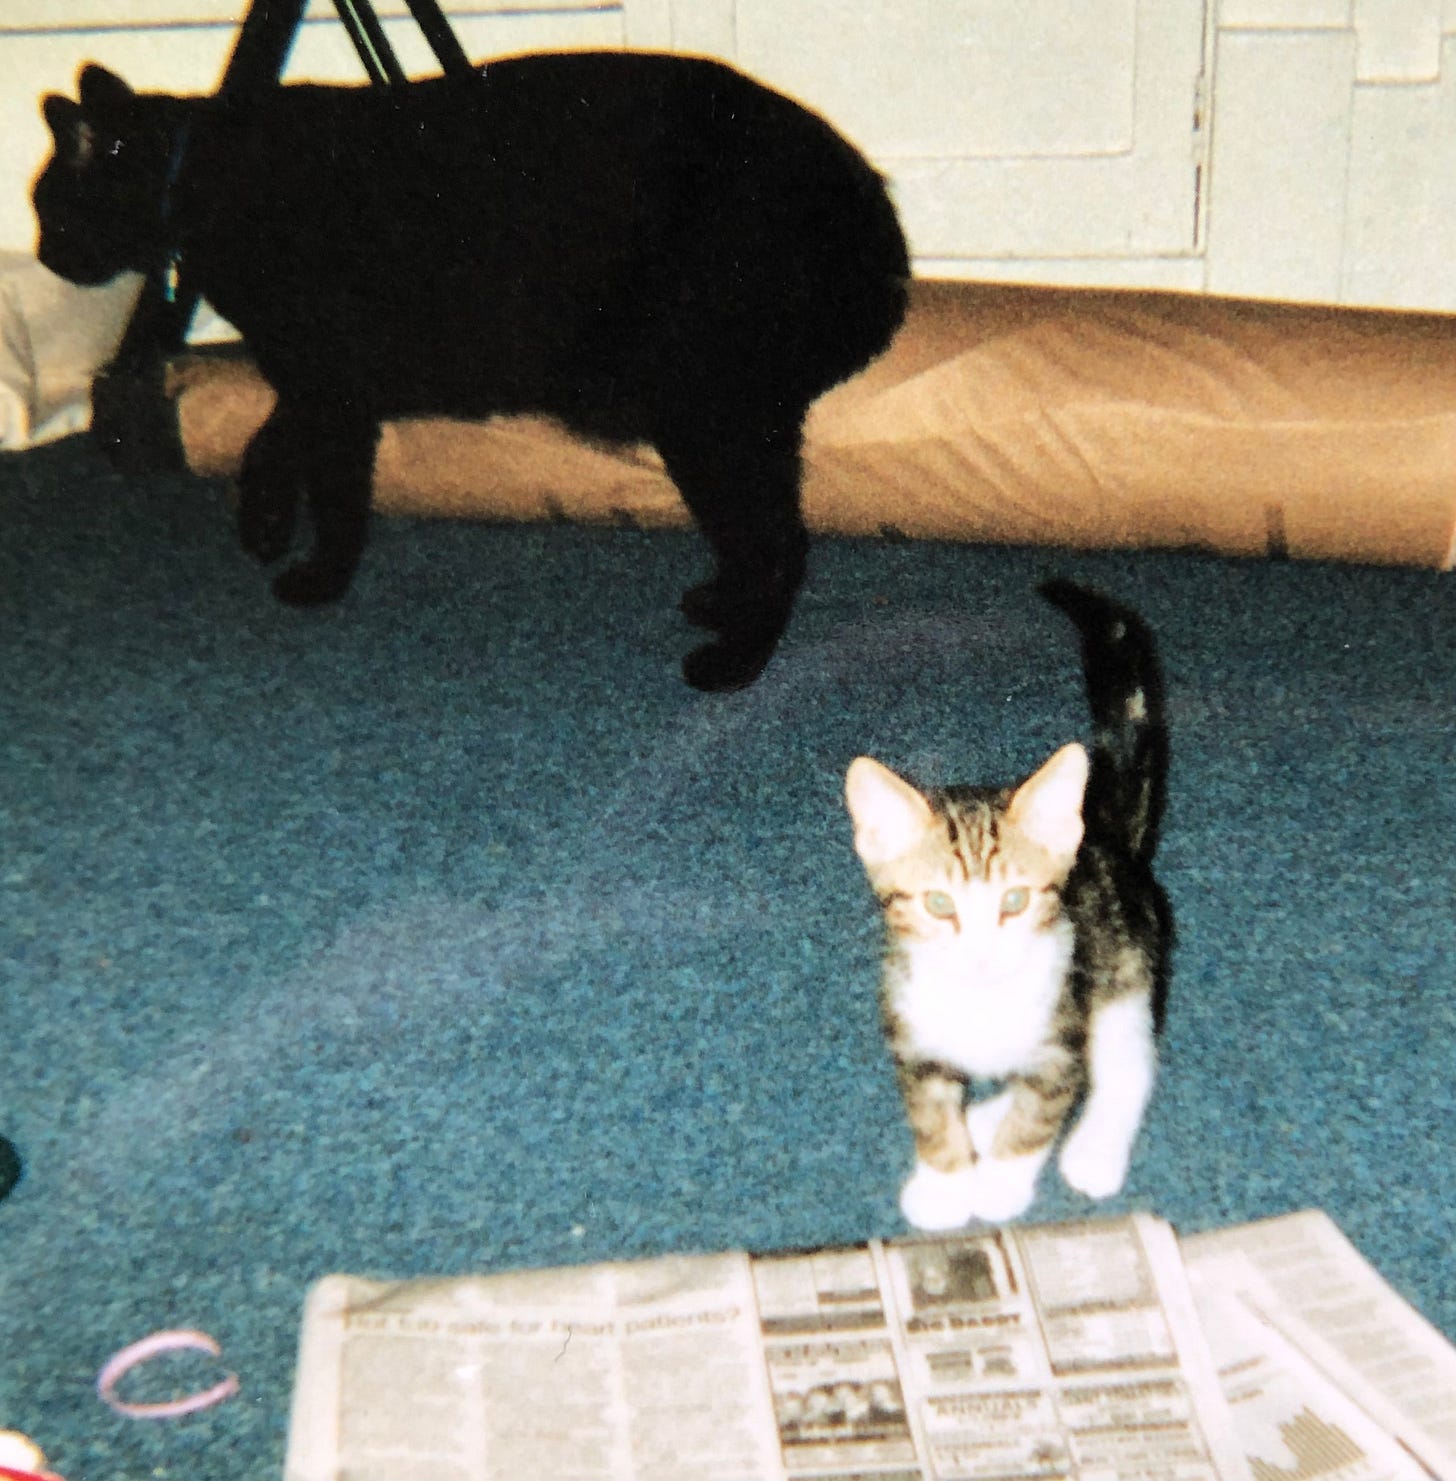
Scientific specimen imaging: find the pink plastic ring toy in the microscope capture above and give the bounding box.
[96,1329,239,1419]
[0,1470,64,1481]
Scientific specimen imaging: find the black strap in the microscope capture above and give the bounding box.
[400,0,476,78]
[117,0,474,363]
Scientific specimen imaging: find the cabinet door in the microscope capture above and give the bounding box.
[697,0,1210,275]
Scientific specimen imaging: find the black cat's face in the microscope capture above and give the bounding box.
[33,66,168,286]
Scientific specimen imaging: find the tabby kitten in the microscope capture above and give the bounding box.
[846,580,1171,1229]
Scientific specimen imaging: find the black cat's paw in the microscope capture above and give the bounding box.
[682,636,777,692]
[678,578,729,631]
[237,484,299,565]
[272,558,355,607]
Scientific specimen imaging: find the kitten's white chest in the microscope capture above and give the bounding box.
[890,922,1072,1079]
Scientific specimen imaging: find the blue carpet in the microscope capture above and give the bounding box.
[2,436,1454,1480]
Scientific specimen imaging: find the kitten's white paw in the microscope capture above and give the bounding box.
[960,1154,1044,1224]
[899,1162,979,1231]
[1058,1125,1131,1200]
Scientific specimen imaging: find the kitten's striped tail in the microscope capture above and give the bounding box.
[1039,579,1168,864]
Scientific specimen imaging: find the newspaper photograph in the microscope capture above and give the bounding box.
[285,1213,1251,1481]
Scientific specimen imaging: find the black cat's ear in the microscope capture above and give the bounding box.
[42,93,96,164]
[42,94,82,139]
[77,64,136,123]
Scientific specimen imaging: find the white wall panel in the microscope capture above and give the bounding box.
[0,1,609,24]
[1343,52,1456,307]
[1205,28,1356,301]
[915,254,1207,291]
[734,0,1139,160]
[1353,0,1442,80]
[733,0,1206,266]
[1218,0,1349,26]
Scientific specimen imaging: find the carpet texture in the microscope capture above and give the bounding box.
[2,436,1454,1481]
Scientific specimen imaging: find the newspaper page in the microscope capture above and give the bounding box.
[285,1250,783,1481]
[1182,1211,1456,1479]
[286,1213,1251,1481]
[1184,1250,1434,1481]
[755,1212,1249,1481]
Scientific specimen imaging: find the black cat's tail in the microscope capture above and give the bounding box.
[1039,579,1168,864]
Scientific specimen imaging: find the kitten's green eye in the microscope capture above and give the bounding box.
[1000,887,1031,918]
[923,890,958,920]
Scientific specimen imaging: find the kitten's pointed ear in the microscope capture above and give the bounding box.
[1007,743,1088,862]
[846,757,935,867]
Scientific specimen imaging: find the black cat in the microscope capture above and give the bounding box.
[34,53,909,690]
